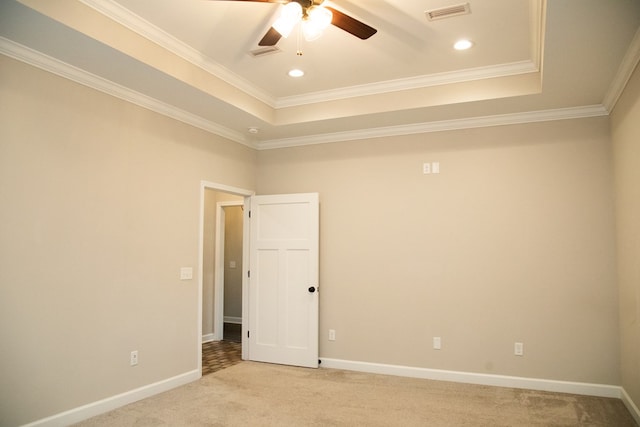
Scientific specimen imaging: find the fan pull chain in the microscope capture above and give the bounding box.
[296,25,303,56]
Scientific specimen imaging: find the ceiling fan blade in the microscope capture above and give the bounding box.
[208,0,287,45]
[325,7,377,40]
[258,27,283,46]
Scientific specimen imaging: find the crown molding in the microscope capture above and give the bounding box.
[255,105,609,150]
[275,60,539,108]
[530,0,546,72]
[0,37,251,147]
[603,26,640,113]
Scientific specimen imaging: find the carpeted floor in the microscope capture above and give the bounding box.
[76,361,638,426]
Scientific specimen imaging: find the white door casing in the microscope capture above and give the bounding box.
[248,193,319,368]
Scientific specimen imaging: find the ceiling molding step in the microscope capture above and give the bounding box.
[79,0,277,108]
[256,105,609,150]
[602,26,640,113]
[275,60,539,108]
[0,37,250,147]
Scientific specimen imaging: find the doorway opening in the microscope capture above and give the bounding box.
[198,181,253,376]
[214,201,243,341]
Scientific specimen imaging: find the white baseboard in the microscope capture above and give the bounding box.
[621,387,640,425]
[320,358,622,399]
[202,333,216,343]
[224,316,242,324]
[22,369,201,427]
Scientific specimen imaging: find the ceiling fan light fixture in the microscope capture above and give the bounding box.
[273,2,303,38]
[308,6,333,29]
[301,20,322,41]
[302,6,333,41]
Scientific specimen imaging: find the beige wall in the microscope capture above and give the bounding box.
[0,56,256,426]
[224,206,244,319]
[257,117,619,385]
[611,62,640,409]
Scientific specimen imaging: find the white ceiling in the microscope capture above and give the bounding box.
[1,0,639,149]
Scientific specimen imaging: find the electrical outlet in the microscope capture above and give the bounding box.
[514,342,524,356]
[433,337,441,350]
[328,329,336,341]
[130,350,139,366]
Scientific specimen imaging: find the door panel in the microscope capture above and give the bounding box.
[248,193,319,368]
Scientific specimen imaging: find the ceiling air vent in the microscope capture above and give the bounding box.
[250,46,282,58]
[425,3,471,21]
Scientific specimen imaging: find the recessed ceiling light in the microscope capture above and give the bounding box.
[454,39,473,50]
[288,69,305,78]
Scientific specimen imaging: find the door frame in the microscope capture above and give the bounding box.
[213,200,244,342]
[198,181,253,375]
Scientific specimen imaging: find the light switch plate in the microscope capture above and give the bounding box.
[433,337,441,350]
[180,267,193,280]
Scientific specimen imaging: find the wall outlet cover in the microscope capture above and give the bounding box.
[130,350,139,366]
[514,342,524,356]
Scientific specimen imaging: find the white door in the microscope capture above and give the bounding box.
[248,193,319,368]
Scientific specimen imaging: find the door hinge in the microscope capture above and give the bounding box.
[247,270,250,278]
[247,331,250,338]
[248,210,251,218]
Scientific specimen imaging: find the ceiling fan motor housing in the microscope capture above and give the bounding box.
[292,0,325,9]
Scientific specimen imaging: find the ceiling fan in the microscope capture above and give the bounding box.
[213,0,377,46]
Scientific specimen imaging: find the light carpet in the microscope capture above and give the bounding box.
[75,361,637,426]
